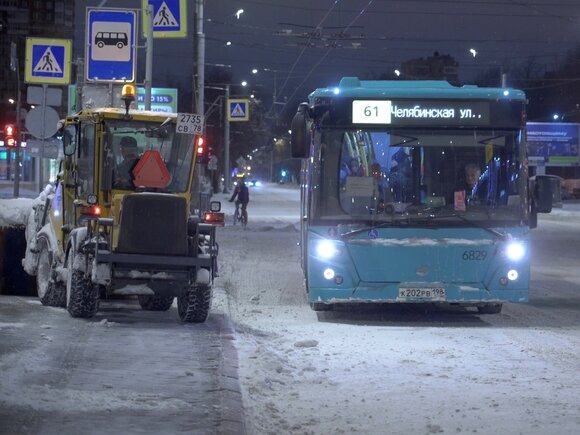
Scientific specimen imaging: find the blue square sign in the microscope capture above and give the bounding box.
[142,0,187,38]
[86,8,136,82]
[25,38,72,85]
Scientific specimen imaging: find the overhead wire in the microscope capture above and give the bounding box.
[274,0,343,106]
[204,0,579,105]
[276,0,376,113]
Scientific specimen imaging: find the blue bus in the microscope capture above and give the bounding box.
[291,77,554,314]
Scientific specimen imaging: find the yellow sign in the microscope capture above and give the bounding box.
[142,0,187,38]
[25,38,72,85]
[227,99,250,122]
[485,143,494,163]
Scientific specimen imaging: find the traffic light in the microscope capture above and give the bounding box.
[3,124,17,147]
[196,136,207,163]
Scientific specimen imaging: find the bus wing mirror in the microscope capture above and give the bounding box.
[531,175,554,213]
[291,102,310,158]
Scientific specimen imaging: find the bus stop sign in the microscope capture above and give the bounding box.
[86,8,137,82]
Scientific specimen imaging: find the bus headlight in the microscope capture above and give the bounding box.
[323,268,335,280]
[316,240,338,259]
[507,269,519,281]
[505,241,525,261]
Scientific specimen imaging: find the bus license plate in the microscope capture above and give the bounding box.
[398,287,446,301]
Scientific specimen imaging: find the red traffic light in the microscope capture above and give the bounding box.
[3,124,17,147]
[195,136,209,164]
[196,136,205,154]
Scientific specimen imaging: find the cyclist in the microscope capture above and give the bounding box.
[229,178,250,224]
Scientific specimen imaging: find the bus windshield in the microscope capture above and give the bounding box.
[105,119,194,192]
[312,127,527,226]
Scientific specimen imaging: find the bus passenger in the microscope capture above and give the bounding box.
[388,148,411,202]
[340,158,364,187]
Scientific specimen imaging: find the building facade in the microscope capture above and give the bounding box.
[0,0,75,197]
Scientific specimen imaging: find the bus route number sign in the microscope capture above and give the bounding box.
[352,100,392,124]
[176,113,204,135]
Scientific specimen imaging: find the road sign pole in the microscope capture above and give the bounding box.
[13,52,21,198]
[145,4,153,110]
[195,0,204,118]
[223,84,230,193]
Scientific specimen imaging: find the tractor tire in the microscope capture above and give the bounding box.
[177,284,212,323]
[138,295,174,311]
[36,239,66,308]
[66,249,99,318]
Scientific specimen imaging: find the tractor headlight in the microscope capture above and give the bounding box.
[505,241,525,261]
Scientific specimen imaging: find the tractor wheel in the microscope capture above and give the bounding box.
[177,284,212,323]
[138,295,174,311]
[66,248,99,318]
[36,239,66,308]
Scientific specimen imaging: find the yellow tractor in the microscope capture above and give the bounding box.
[26,89,223,322]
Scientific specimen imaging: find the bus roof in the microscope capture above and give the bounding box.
[309,77,526,101]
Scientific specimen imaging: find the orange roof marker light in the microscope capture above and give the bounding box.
[121,84,136,117]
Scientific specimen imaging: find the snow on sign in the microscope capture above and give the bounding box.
[227,99,250,122]
[176,113,204,135]
[25,37,71,85]
[142,0,187,38]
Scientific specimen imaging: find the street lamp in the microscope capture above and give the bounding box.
[249,67,283,116]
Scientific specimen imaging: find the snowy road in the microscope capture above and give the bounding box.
[0,295,242,434]
[213,184,580,435]
[1,184,579,435]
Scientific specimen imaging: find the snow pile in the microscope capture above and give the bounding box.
[0,184,52,228]
[0,198,41,228]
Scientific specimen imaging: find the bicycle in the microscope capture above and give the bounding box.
[233,202,248,227]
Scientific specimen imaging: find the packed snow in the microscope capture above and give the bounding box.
[213,185,580,435]
[1,184,579,435]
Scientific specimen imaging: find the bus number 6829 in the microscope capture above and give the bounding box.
[462,250,487,261]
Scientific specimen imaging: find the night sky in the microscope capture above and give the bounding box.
[76,1,580,109]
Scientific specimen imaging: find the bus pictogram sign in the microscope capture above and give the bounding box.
[86,8,137,82]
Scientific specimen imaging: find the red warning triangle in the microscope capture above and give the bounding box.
[132,150,171,188]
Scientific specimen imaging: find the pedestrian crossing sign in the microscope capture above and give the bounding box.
[142,0,187,38]
[25,37,71,85]
[228,99,250,122]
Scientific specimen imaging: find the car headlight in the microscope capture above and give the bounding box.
[505,241,525,261]
[316,240,338,259]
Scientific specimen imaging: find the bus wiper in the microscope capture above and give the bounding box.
[339,220,403,239]
[423,212,507,240]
